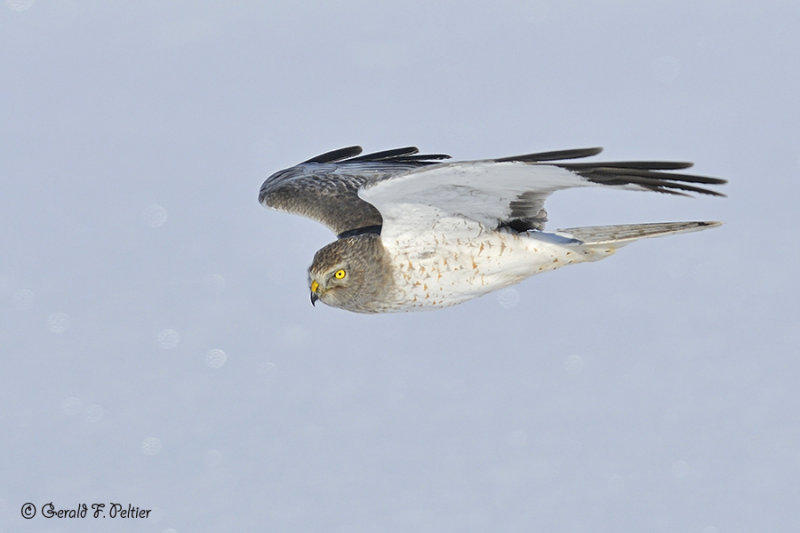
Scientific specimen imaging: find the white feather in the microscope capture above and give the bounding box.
[377,221,615,311]
[359,161,649,241]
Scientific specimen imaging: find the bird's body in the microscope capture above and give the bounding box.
[378,220,609,312]
[259,146,725,313]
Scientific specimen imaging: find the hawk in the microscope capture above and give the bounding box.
[259,146,725,313]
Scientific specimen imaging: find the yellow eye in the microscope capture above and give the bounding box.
[334,269,346,280]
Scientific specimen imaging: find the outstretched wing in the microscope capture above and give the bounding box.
[259,146,450,237]
[359,147,726,240]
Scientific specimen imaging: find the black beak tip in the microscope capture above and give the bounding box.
[310,292,319,306]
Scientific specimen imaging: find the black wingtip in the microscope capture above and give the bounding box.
[563,160,695,171]
[348,146,419,161]
[495,147,604,163]
[347,147,452,163]
[303,146,452,165]
[576,166,727,197]
[303,146,363,164]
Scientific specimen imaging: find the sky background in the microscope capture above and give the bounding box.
[2,1,799,532]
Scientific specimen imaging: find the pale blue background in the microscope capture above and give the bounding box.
[2,1,798,532]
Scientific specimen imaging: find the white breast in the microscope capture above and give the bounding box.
[379,217,613,310]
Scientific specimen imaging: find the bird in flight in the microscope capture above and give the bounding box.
[259,145,725,313]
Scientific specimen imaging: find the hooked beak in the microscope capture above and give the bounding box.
[310,280,319,307]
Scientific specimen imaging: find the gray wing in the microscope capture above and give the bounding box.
[258,146,450,237]
[261,145,726,237]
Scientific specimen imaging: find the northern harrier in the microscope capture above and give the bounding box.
[259,146,725,313]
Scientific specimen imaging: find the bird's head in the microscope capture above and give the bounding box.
[307,234,391,313]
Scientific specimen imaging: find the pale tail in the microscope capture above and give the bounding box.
[555,221,722,246]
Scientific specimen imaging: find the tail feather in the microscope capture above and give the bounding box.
[555,221,721,246]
